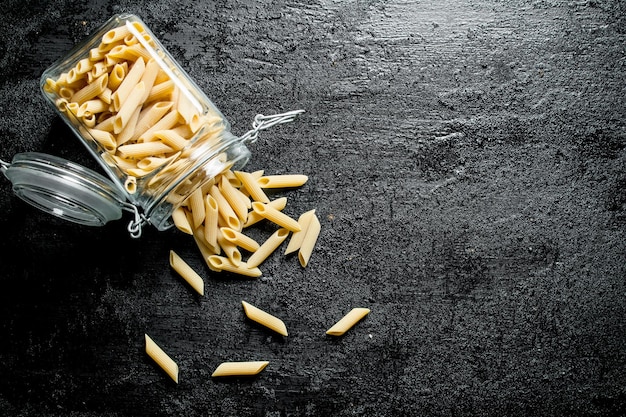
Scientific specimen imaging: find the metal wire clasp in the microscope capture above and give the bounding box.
[123,202,149,238]
[240,109,305,144]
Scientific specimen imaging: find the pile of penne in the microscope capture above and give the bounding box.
[43,20,228,194]
[171,169,321,278]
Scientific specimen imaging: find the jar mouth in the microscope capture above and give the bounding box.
[142,133,251,231]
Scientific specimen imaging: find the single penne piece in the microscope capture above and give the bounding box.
[208,255,262,278]
[136,155,174,172]
[257,174,308,189]
[285,209,316,255]
[235,171,270,203]
[70,73,108,104]
[117,141,174,159]
[169,250,204,295]
[251,202,301,232]
[176,87,201,125]
[209,184,240,231]
[326,308,371,336]
[74,58,94,75]
[298,212,321,267]
[211,361,269,377]
[126,43,153,62]
[111,56,145,111]
[102,25,132,44]
[244,197,287,228]
[107,63,126,91]
[241,300,288,336]
[187,187,206,229]
[145,334,179,383]
[204,194,219,249]
[247,228,290,268]
[217,233,242,266]
[193,231,221,270]
[172,206,193,234]
[219,176,248,222]
[113,81,145,133]
[220,227,260,252]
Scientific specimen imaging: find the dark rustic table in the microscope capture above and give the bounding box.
[1,1,625,416]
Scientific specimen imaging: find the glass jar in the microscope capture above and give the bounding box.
[1,13,303,236]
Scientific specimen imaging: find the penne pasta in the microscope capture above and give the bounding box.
[246,228,290,268]
[326,308,370,336]
[284,209,316,255]
[117,141,174,159]
[219,175,248,222]
[298,212,321,267]
[235,171,270,203]
[172,206,193,234]
[208,255,261,278]
[244,197,287,228]
[70,73,108,104]
[211,361,269,377]
[217,233,242,266]
[113,81,145,133]
[220,227,260,252]
[203,194,219,249]
[257,174,308,189]
[241,300,288,336]
[251,202,301,232]
[187,187,205,229]
[111,56,145,111]
[209,185,240,231]
[169,250,204,295]
[145,334,179,383]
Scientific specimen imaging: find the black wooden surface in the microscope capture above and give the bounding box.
[1,1,625,416]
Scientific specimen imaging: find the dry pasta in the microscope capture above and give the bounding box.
[220,227,260,252]
[257,174,308,189]
[297,212,320,267]
[247,228,289,268]
[211,361,269,377]
[241,300,288,336]
[284,209,316,255]
[235,171,269,203]
[251,202,301,232]
[208,255,261,278]
[169,250,204,295]
[145,334,179,383]
[326,308,371,336]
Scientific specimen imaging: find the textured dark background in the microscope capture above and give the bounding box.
[0,0,625,416]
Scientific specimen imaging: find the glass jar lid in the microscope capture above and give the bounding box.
[2,152,127,226]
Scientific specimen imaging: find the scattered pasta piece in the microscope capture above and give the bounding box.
[169,250,204,295]
[145,334,179,383]
[326,308,371,336]
[298,212,321,267]
[211,361,269,377]
[242,300,288,336]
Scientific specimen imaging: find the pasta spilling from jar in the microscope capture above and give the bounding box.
[172,169,321,277]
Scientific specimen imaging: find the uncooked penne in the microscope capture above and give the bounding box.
[219,175,248,222]
[208,255,261,278]
[244,197,287,228]
[70,73,108,104]
[188,187,205,229]
[242,300,288,336]
[326,308,370,336]
[209,185,240,231]
[298,212,321,267]
[235,171,269,203]
[111,57,145,111]
[145,334,179,383]
[117,141,174,159]
[257,174,308,189]
[169,250,204,295]
[172,206,193,234]
[284,209,316,255]
[220,227,260,252]
[211,361,269,377]
[203,194,219,249]
[247,228,289,268]
[251,202,301,232]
